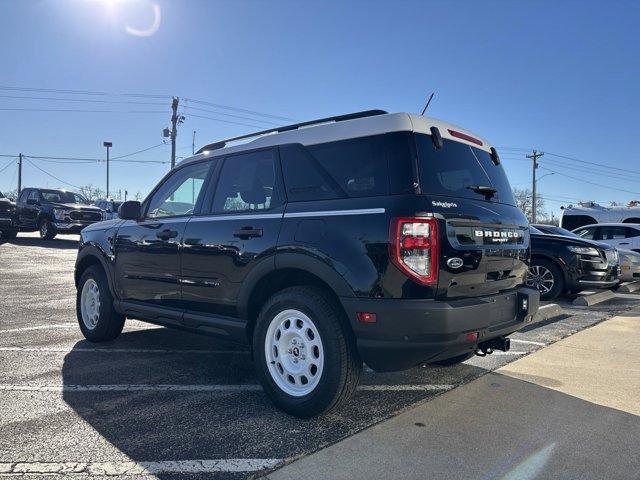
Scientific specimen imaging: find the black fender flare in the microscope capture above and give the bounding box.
[75,243,117,299]
[236,251,355,320]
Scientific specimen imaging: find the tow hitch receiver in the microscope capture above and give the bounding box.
[476,336,510,356]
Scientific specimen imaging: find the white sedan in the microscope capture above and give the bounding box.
[572,223,640,253]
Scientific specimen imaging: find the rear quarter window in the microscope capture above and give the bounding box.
[280,133,414,201]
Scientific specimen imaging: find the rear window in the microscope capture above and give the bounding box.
[415,135,516,206]
[280,133,414,201]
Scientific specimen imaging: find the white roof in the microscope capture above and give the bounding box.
[182,112,494,165]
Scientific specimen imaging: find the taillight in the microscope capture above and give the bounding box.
[389,217,439,285]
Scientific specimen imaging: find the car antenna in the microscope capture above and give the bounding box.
[421,92,435,115]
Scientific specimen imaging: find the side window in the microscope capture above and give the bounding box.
[28,190,39,202]
[279,144,343,202]
[18,190,29,203]
[146,161,211,218]
[626,227,640,238]
[575,227,596,239]
[307,135,390,197]
[212,150,277,212]
[279,133,414,202]
[601,226,627,239]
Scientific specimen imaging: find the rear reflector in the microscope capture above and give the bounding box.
[465,332,479,342]
[357,312,377,323]
[448,129,483,146]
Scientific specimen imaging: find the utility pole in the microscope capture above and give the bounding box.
[103,142,112,199]
[192,130,196,155]
[170,97,179,169]
[17,153,23,194]
[526,150,544,223]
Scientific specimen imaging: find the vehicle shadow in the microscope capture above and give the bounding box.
[1,236,78,249]
[61,325,488,479]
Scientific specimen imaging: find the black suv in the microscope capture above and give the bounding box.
[74,110,539,417]
[0,191,18,239]
[15,188,104,240]
[528,225,619,300]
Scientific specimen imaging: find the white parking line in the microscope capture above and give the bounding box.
[0,459,283,475]
[0,346,249,354]
[509,338,546,346]
[0,324,77,334]
[0,383,454,393]
[490,351,527,355]
[359,384,453,391]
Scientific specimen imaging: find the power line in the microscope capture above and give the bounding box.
[539,166,640,196]
[25,159,81,189]
[185,104,283,126]
[183,97,297,122]
[0,159,15,175]
[187,113,267,129]
[0,85,293,122]
[538,158,640,182]
[0,108,167,114]
[111,142,168,159]
[0,94,167,106]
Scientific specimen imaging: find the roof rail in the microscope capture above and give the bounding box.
[196,109,388,154]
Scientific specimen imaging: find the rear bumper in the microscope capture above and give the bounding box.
[340,287,540,372]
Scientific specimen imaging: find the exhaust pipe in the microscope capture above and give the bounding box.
[475,336,510,356]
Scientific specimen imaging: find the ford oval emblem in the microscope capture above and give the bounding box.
[447,257,464,269]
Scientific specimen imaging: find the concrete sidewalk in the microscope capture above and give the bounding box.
[266,313,640,480]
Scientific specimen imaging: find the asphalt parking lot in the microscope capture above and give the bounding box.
[1,232,639,479]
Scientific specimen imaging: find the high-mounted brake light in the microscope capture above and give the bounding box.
[448,129,483,146]
[389,217,439,285]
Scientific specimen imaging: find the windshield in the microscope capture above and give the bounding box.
[415,135,516,205]
[40,189,88,204]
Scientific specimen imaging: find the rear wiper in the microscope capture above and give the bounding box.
[466,185,497,200]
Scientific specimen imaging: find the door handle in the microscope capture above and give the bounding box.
[156,229,178,240]
[620,242,630,245]
[233,226,263,239]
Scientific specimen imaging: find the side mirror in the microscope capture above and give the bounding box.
[26,199,38,206]
[118,201,142,220]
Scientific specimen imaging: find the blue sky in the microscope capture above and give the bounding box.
[0,0,639,217]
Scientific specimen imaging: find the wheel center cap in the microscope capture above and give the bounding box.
[292,346,300,357]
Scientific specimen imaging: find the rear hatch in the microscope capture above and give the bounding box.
[414,133,530,300]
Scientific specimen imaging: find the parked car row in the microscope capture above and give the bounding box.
[0,188,122,240]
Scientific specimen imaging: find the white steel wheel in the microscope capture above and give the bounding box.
[80,278,101,330]
[264,309,324,397]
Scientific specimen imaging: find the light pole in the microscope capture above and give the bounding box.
[534,172,554,222]
[103,141,112,199]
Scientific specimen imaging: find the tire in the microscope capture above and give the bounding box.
[432,351,475,366]
[253,286,362,418]
[76,265,125,342]
[39,218,57,240]
[527,258,564,301]
[0,229,17,239]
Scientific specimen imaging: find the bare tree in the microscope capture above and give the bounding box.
[134,191,143,201]
[78,184,105,202]
[512,187,549,223]
[3,188,19,200]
